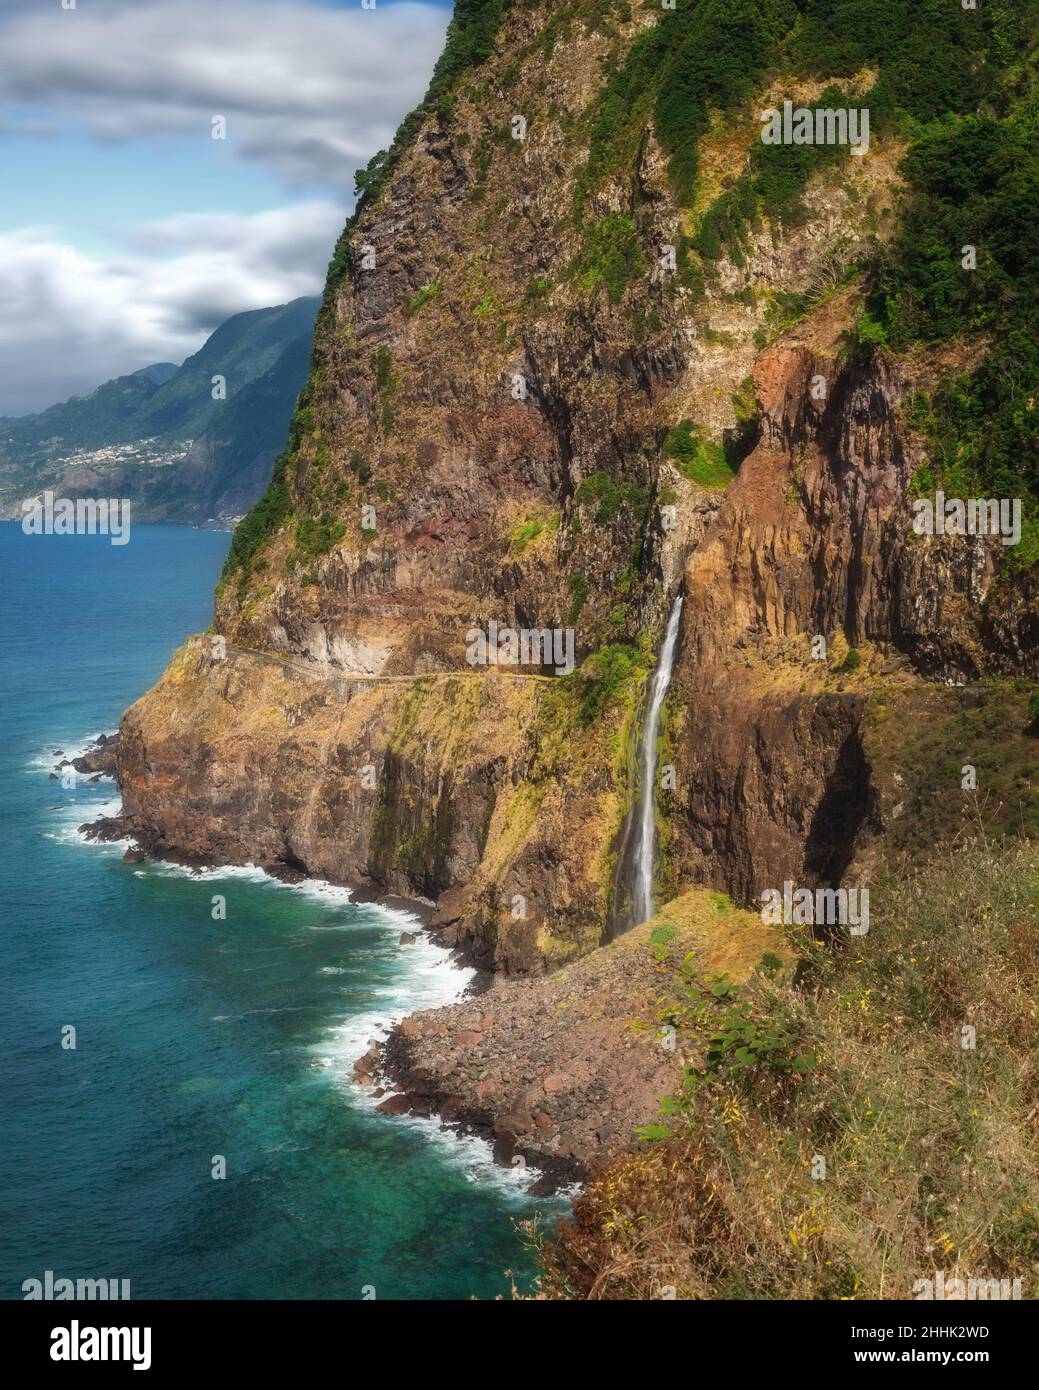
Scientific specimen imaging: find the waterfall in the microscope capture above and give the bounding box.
[632,593,683,924]
[608,593,684,937]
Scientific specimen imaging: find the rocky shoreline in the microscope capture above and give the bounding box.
[72,742,795,1197]
[352,890,794,1193]
[49,732,118,783]
[75,728,793,1199]
[75,741,442,927]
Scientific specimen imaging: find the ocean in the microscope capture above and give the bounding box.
[0,522,558,1300]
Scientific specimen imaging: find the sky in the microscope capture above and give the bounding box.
[0,0,452,415]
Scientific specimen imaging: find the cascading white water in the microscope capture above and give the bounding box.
[631,593,683,925]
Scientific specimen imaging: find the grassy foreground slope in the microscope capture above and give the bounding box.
[535,841,1039,1299]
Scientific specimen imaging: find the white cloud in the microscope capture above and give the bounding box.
[0,0,449,187]
[0,201,345,415]
[0,0,454,412]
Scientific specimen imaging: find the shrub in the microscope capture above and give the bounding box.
[292,511,347,568]
[575,643,644,726]
[856,308,888,348]
[567,572,590,622]
[405,280,440,314]
[570,215,646,304]
[664,421,735,489]
[539,841,1039,1299]
[575,471,648,523]
[372,347,398,434]
[510,512,558,556]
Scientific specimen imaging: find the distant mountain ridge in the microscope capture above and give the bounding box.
[135,363,180,386]
[0,297,319,525]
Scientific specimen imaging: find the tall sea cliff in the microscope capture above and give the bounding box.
[100,0,1039,1297]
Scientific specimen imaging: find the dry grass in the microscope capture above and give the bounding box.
[533,840,1039,1299]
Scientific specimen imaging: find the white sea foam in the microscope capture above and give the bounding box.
[34,729,126,847]
[319,929,472,1072]
[51,730,559,1198]
[121,853,517,1189]
[312,939,563,1199]
[144,860,275,887]
[43,792,132,849]
[28,730,118,774]
[397,1114,570,1202]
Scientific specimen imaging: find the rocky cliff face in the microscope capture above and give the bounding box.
[113,637,638,972]
[668,293,1039,904]
[111,0,1038,973]
[216,11,698,670]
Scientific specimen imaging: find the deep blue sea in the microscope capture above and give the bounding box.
[0,522,557,1300]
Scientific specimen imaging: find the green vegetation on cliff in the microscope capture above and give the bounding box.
[695,82,856,264]
[220,384,313,587]
[577,0,1030,276]
[579,0,798,209]
[569,213,645,303]
[868,111,1039,564]
[338,0,514,289]
[572,642,648,727]
[579,0,998,216]
[663,421,734,489]
[773,3,1039,566]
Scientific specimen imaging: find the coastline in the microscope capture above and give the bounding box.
[361,1024,582,1196]
[79,804,442,933]
[62,726,725,1210]
[68,746,573,1201]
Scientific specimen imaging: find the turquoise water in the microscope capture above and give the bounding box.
[0,522,556,1300]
